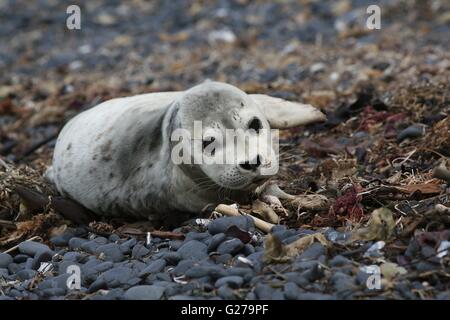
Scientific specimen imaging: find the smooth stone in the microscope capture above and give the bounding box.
[301,263,324,282]
[89,267,139,291]
[63,251,82,261]
[18,241,52,257]
[177,240,208,260]
[284,282,302,300]
[185,265,225,279]
[185,232,210,242]
[217,285,236,299]
[95,243,124,262]
[68,237,88,250]
[42,288,66,297]
[139,259,166,277]
[13,254,29,263]
[214,254,233,264]
[208,216,254,235]
[217,239,244,255]
[171,260,196,276]
[329,255,352,268]
[81,237,108,253]
[131,244,150,259]
[90,288,124,300]
[254,284,274,299]
[168,240,184,251]
[109,234,120,242]
[331,272,357,298]
[0,268,9,277]
[161,252,182,265]
[207,233,226,252]
[8,263,22,274]
[119,238,137,253]
[415,261,437,272]
[0,253,13,268]
[31,250,53,270]
[297,292,336,300]
[297,243,326,261]
[16,269,37,281]
[284,272,310,288]
[215,276,243,289]
[223,267,254,281]
[124,285,165,300]
[242,244,255,255]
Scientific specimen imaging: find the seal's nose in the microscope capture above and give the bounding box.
[239,155,262,172]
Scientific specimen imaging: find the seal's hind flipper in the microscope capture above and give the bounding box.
[44,166,55,183]
[250,94,326,129]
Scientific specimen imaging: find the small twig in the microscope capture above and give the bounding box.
[0,219,16,230]
[215,204,275,233]
[3,236,42,254]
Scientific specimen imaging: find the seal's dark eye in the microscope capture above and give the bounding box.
[202,137,215,155]
[248,118,262,134]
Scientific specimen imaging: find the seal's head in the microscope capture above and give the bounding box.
[176,81,277,190]
[170,81,325,191]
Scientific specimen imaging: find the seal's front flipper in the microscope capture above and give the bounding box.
[250,94,326,129]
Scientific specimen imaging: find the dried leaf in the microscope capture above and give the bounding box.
[263,233,329,263]
[352,208,395,241]
[380,262,407,280]
[252,199,279,224]
[225,225,251,243]
[395,183,441,195]
[290,194,330,211]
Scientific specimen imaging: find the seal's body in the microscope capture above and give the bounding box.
[48,82,325,223]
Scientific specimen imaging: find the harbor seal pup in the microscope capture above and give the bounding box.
[47,81,325,224]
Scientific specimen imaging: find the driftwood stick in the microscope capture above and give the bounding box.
[215,204,275,233]
[3,236,42,254]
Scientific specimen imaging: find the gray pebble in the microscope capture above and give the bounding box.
[186,265,225,279]
[0,253,13,268]
[124,285,165,300]
[297,292,336,300]
[217,285,236,299]
[31,250,53,270]
[95,243,124,262]
[68,237,88,250]
[185,232,210,242]
[171,260,196,276]
[131,244,150,259]
[329,255,352,268]
[63,251,82,261]
[207,233,226,252]
[177,240,208,260]
[18,241,52,257]
[254,284,274,299]
[89,267,140,291]
[119,238,137,253]
[208,216,254,235]
[284,282,302,300]
[297,242,326,261]
[0,268,9,278]
[109,234,120,242]
[81,237,108,254]
[16,269,37,281]
[13,254,29,264]
[217,239,244,255]
[139,259,166,277]
[215,276,243,289]
[161,252,182,265]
